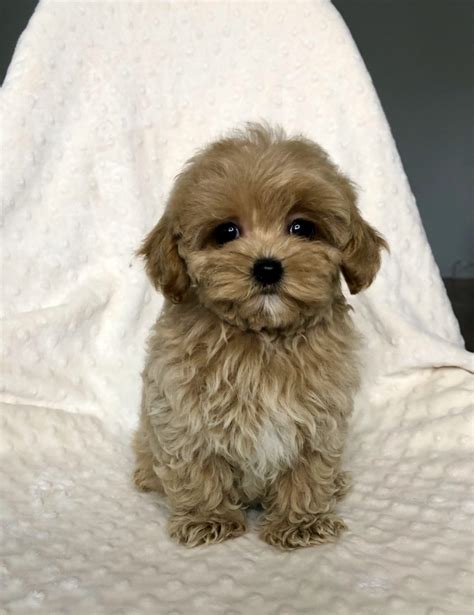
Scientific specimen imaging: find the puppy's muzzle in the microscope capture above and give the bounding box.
[252,258,283,286]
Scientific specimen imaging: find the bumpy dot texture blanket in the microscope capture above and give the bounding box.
[1,1,473,614]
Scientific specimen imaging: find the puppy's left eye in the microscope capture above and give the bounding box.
[288,218,316,239]
[213,222,241,245]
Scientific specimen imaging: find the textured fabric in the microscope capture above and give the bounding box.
[1,1,473,613]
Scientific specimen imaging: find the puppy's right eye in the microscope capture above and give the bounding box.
[213,222,241,245]
[288,218,317,240]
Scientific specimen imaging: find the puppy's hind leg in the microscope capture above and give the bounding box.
[132,419,164,494]
[334,470,352,501]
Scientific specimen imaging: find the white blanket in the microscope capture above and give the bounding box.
[1,1,473,613]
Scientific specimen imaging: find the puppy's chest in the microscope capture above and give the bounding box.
[157,327,325,480]
[234,400,299,470]
[242,411,300,489]
[203,357,307,480]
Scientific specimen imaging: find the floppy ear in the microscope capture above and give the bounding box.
[341,205,388,295]
[137,214,190,303]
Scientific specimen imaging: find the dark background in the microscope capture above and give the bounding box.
[2,0,472,349]
[333,0,473,280]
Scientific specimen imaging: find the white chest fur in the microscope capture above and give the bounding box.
[239,411,300,500]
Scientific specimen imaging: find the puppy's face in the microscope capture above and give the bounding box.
[140,126,387,331]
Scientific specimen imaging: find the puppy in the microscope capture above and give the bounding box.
[134,124,387,550]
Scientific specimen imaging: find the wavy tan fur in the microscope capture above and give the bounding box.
[134,124,387,550]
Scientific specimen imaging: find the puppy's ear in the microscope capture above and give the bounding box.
[137,214,190,303]
[341,195,388,295]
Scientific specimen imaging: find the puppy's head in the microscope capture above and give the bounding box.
[139,125,387,330]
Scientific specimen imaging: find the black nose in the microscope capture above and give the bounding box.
[252,258,283,286]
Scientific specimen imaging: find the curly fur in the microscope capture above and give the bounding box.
[134,124,387,549]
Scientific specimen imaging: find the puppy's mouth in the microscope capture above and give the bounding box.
[259,285,280,295]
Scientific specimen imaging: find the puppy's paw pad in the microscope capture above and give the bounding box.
[261,513,347,550]
[169,514,247,547]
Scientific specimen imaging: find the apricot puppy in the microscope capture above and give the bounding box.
[134,124,387,550]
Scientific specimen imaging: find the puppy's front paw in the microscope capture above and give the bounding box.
[260,513,347,550]
[169,512,247,547]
